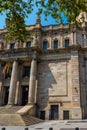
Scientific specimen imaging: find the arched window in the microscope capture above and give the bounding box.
[65,39,69,48]
[26,41,31,48]
[54,40,58,49]
[43,41,48,50]
[10,43,15,49]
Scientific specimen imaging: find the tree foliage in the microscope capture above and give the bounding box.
[0,0,33,42]
[36,0,87,23]
[0,0,87,42]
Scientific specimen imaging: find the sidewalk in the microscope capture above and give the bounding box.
[0,120,87,130]
[29,120,87,130]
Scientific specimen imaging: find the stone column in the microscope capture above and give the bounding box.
[8,60,18,105]
[28,58,37,104]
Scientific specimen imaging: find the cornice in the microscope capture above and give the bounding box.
[39,45,82,55]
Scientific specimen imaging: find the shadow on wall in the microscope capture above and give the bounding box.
[36,60,57,118]
[36,59,67,119]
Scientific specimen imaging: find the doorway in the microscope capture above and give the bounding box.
[40,111,45,120]
[4,86,9,105]
[50,105,59,120]
[21,86,29,106]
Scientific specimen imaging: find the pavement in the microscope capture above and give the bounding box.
[29,120,87,130]
[0,120,87,130]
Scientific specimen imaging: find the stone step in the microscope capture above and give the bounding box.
[0,106,23,114]
[0,114,43,126]
[16,105,33,115]
[0,114,24,126]
[21,114,43,125]
[0,106,43,126]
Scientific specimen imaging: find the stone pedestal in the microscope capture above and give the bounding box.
[28,58,37,104]
[8,60,18,105]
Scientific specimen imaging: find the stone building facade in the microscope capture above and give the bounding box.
[0,12,87,121]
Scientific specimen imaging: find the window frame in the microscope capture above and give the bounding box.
[42,41,48,50]
[22,66,30,77]
[26,41,31,48]
[63,110,69,120]
[10,43,15,49]
[54,40,58,49]
[65,39,69,48]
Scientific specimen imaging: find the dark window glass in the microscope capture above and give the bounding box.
[10,43,15,49]
[54,40,58,49]
[63,110,69,120]
[5,73,11,79]
[43,41,48,50]
[4,87,9,105]
[65,39,69,48]
[23,66,30,77]
[26,41,31,48]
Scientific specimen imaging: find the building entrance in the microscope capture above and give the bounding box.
[4,86,9,105]
[40,111,45,120]
[21,86,29,106]
[50,105,59,120]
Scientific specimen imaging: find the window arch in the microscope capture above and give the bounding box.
[42,40,48,50]
[54,40,58,49]
[65,39,69,48]
[10,43,15,49]
[26,41,31,48]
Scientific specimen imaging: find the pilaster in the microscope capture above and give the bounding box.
[60,31,63,48]
[71,50,82,119]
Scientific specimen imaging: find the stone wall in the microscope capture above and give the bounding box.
[0,18,87,120]
[37,51,82,120]
[79,51,87,119]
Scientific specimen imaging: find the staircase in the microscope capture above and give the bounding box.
[0,106,22,114]
[21,115,43,126]
[0,106,43,126]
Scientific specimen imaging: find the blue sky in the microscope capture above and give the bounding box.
[0,2,68,29]
[0,13,57,29]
